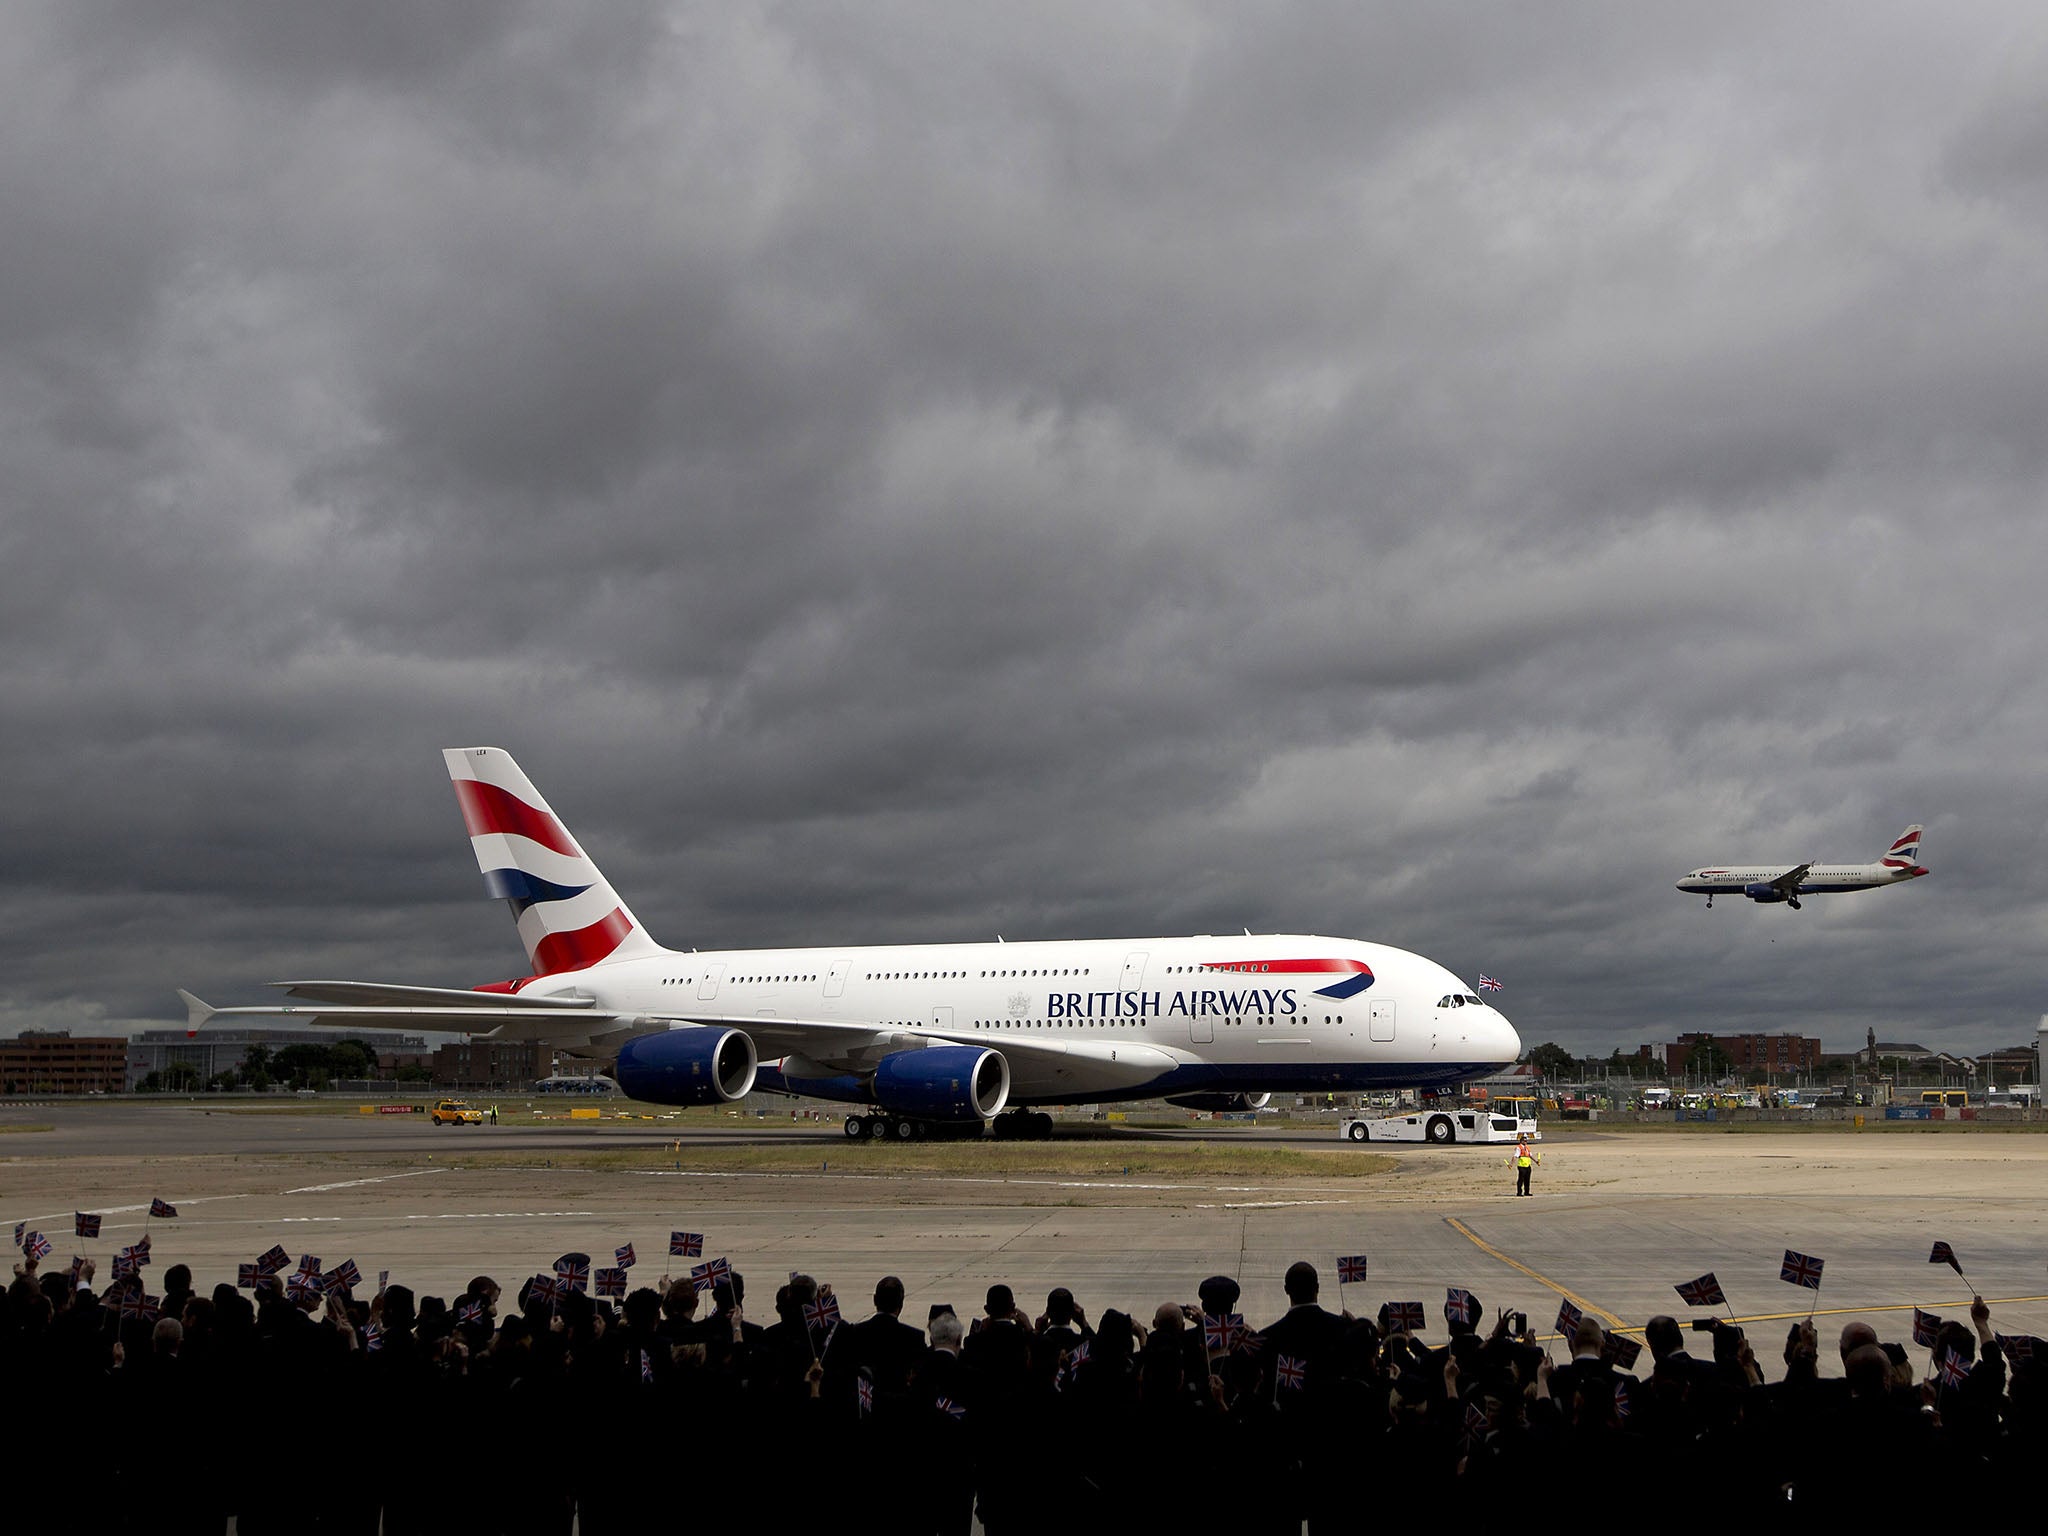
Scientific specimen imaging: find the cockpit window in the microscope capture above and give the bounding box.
[1465,994,1482,1006]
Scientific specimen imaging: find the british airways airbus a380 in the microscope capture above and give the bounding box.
[180,749,1521,1140]
[1676,825,1928,910]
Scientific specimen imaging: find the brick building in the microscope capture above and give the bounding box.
[432,1039,549,1090]
[1666,1031,1822,1076]
[1,1032,129,1094]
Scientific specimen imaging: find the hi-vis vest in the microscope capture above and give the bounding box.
[1515,1148,1535,1167]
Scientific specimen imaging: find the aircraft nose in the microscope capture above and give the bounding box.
[1490,1010,1522,1067]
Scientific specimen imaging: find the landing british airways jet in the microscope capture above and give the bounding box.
[180,749,1521,1140]
[1676,825,1928,910]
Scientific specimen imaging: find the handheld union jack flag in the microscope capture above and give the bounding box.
[1461,1397,1489,1450]
[1054,1339,1091,1391]
[23,1231,52,1262]
[257,1244,290,1275]
[1477,975,1502,992]
[1995,1334,2036,1364]
[1555,1299,1584,1338]
[1445,1287,1476,1326]
[237,1264,259,1289]
[690,1256,732,1289]
[1336,1254,1368,1285]
[641,1349,655,1385]
[1613,1379,1633,1421]
[328,1259,362,1293]
[1928,1241,1962,1276]
[1674,1273,1725,1308]
[1780,1250,1825,1290]
[1912,1308,1941,1348]
[1938,1351,1968,1390]
[297,1255,322,1277]
[75,1212,101,1239]
[116,1242,150,1270]
[120,1290,162,1321]
[615,1242,637,1269]
[804,1293,841,1329]
[670,1231,703,1258]
[553,1254,591,1294]
[287,1272,322,1308]
[1385,1301,1426,1333]
[1602,1333,1642,1369]
[595,1268,628,1299]
[936,1396,966,1421]
[455,1299,485,1327]
[1203,1313,1232,1352]
[10,1222,19,1248]
[1275,1354,1307,1391]
[530,1273,561,1304]
[857,1376,874,1416]
[365,1323,386,1353]
[149,1198,177,1219]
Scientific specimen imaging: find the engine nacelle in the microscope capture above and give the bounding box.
[1164,1092,1273,1113]
[1743,882,1790,903]
[872,1046,1010,1122]
[612,1027,757,1105]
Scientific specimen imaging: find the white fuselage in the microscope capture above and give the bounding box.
[507,932,1522,1104]
[1675,862,1927,898]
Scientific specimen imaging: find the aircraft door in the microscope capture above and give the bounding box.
[1370,1001,1395,1043]
[825,960,850,999]
[1191,1011,1214,1045]
[1120,951,1149,989]
[698,963,725,1001]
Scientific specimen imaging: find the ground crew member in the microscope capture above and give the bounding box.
[488,1105,498,1125]
[1510,1136,1540,1196]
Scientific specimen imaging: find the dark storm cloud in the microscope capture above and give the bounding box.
[5,3,2047,1066]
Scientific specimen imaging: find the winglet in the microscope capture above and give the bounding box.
[176,989,218,1033]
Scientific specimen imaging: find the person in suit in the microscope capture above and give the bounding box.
[823,1274,926,1417]
[1256,1261,1353,1534]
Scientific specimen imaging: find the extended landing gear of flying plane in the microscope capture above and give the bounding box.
[1788,897,1802,910]
[1705,895,1713,909]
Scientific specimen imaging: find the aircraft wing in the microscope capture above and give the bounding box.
[1770,862,1814,895]
[177,991,1184,1094]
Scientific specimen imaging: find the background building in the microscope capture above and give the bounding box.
[125,1027,431,1090]
[1666,1032,1822,1076]
[0,1031,128,1094]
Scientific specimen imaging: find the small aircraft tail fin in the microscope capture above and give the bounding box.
[1881,824,1926,869]
[177,989,217,1033]
[442,748,664,974]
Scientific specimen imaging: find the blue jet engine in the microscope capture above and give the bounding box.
[612,1027,758,1105]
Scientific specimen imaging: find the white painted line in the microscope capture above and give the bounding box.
[282,1169,450,1194]
[404,1212,597,1220]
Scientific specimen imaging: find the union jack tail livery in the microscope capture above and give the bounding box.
[445,748,662,976]
[1882,825,1926,869]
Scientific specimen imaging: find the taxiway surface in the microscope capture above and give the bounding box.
[3,1103,2041,1361]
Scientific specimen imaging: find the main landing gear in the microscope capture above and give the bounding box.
[843,1114,921,1141]
[843,1115,990,1142]
[843,1111,1054,1141]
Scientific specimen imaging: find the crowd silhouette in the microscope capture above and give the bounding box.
[5,1243,2038,1533]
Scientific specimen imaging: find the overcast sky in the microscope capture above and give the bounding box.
[6,3,2047,1059]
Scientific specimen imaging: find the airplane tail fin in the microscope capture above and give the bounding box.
[1881,824,1926,870]
[442,748,664,974]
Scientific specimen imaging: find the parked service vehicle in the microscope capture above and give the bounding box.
[1339,1106,1539,1145]
[431,1098,485,1125]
